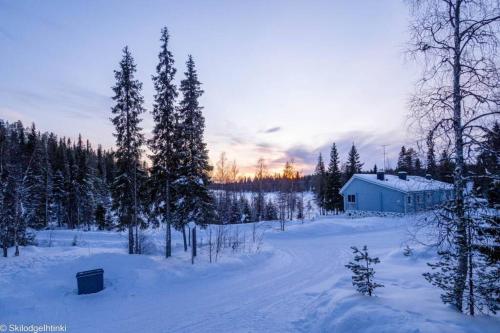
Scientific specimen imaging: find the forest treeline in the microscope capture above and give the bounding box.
[1,118,497,257]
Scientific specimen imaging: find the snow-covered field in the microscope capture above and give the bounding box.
[1,216,498,333]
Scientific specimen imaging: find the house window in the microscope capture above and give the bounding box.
[427,192,431,200]
[407,195,412,204]
[347,194,356,203]
[416,194,422,204]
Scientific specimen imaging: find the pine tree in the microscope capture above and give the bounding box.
[397,146,407,172]
[345,245,384,296]
[149,27,180,257]
[239,196,252,223]
[94,145,112,230]
[110,46,145,254]
[175,55,215,228]
[475,122,500,206]
[52,169,66,227]
[313,153,327,215]
[3,123,29,256]
[426,131,437,178]
[424,210,500,315]
[474,215,499,314]
[438,150,454,183]
[264,199,278,221]
[296,192,305,221]
[228,195,241,224]
[397,146,417,174]
[325,143,342,213]
[345,143,363,181]
[24,124,50,229]
[74,136,96,230]
[404,148,417,174]
[415,157,423,176]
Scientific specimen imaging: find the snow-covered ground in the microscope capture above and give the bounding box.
[1,216,498,333]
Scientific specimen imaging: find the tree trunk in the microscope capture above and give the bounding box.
[468,224,475,316]
[452,0,467,313]
[182,225,187,252]
[14,225,19,256]
[128,223,134,254]
[191,226,197,264]
[2,244,7,257]
[133,162,138,254]
[165,179,171,258]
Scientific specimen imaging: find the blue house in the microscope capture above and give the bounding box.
[340,172,453,214]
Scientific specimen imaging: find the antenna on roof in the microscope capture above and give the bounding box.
[381,144,389,171]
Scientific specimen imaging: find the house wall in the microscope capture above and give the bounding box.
[342,178,406,213]
[406,189,453,212]
[342,178,455,213]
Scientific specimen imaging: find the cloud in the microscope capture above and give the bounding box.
[272,130,407,174]
[262,126,281,134]
[0,83,112,120]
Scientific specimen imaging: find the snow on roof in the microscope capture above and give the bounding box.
[341,173,453,194]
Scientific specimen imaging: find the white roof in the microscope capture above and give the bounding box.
[340,174,453,194]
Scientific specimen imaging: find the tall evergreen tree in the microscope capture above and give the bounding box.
[475,122,500,206]
[438,150,454,183]
[24,124,51,228]
[426,131,437,178]
[397,146,407,172]
[175,55,215,228]
[2,123,29,256]
[110,46,145,254]
[313,153,327,215]
[414,157,423,176]
[325,143,342,213]
[345,143,363,181]
[149,27,180,257]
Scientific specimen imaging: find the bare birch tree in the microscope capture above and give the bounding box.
[407,0,500,315]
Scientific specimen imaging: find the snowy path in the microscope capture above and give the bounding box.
[1,217,498,333]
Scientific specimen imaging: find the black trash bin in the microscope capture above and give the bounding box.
[76,269,104,295]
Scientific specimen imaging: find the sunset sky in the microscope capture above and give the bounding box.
[0,0,421,176]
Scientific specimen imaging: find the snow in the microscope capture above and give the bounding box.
[344,173,454,193]
[1,216,498,333]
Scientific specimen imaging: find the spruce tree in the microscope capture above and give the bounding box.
[438,150,454,183]
[264,199,278,221]
[110,46,145,254]
[94,145,112,230]
[426,131,437,178]
[415,157,423,176]
[24,124,50,229]
[345,245,384,296]
[397,146,407,172]
[149,27,180,257]
[476,122,500,206]
[424,211,500,315]
[325,143,342,213]
[3,123,29,256]
[175,55,215,228]
[345,143,363,181]
[313,153,327,215]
